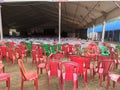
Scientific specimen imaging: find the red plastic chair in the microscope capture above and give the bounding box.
[0,46,7,61]
[17,44,28,62]
[18,59,38,90]
[46,60,61,90]
[60,61,79,90]
[62,45,68,56]
[93,59,114,87]
[31,50,37,64]
[37,48,46,63]
[68,44,75,55]
[36,48,47,74]
[0,73,10,90]
[70,56,88,87]
[6,47,16,64]
[32,44,40,50]
[87,44,97,58]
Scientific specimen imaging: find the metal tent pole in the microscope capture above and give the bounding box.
[101,21,106,42]
[0,5,3,40]
[58,2,61,43]
[92,24,94,40]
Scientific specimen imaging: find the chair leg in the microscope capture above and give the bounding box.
[106,76,110,90]
[21,79,24,90]
[35,78,38,90]
[37,67,39,74]
[90,68,93,80]
[8,77,10,90]
[58,78,61,90]
[83,74,87,87]
[99,74,103,87]
[62,79,64,90]
[113,81,116,88]
[40,68,43,74]
[103,75,106,81]
[73,80,78,90]
[48,77,50,90]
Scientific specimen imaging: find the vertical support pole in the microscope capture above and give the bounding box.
[107,31,110,41]
[119,32,120,43]
[87,28,89,39]
[92,24,94,40]
[101,21,106,42]
[58,2,61,43]
[112,31,114,41]
[0,5,3,40]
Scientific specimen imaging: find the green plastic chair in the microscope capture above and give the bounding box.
[116,46,120,51]
[50,45,56,54]
[41,44,51,56]
[57,44,62,51]
[100,46,110,56]
[25,42,32,56]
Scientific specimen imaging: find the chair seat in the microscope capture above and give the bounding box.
[63,73,78,81]
[48,70,61,77]
[109,73,120,82]
[95,68,103,73]
[0,64,4,69]
[39,56,46,61]
[25,72,38,80]
[0,73,10,81]
[90,64,94,69]
[37,63,46,68]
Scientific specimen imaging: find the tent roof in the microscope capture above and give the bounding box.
[1,1,120,30]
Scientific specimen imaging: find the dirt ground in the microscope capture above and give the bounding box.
[0,57,120,90]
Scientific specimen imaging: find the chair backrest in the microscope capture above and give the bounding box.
[50,45,56,54]
[87,44,96,56]
[32,44,39,50]
[70,56,85,74]
[61,61,79,81]
[38,48,44,58]
[98,60,114,75]
[51,53,64,60]
[47,60,60,77]
[57,44,62,51]
[100,46,110,56]
[31,50,37,60]
[62,45,68,54]
[18,59,27,80]
[98,56,111,61]
[69,55,79,61]
[68,44,74,53]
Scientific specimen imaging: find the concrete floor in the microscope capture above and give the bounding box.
[0,57,120,90]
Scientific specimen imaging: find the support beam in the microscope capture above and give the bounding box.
[101,21,106,42]
[0,5,3,40]
[58,2,61,43]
